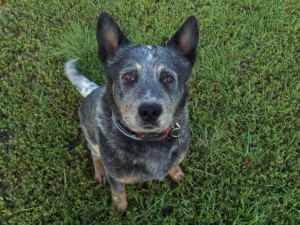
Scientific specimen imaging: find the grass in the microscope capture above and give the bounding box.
[1,0,299,224]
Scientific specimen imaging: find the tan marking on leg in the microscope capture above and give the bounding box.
[168,165,185,182]
[92,155,107,186]
[111,185,128,212]
[118,175,142,184]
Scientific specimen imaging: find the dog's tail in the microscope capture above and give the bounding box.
[64,59,98,98]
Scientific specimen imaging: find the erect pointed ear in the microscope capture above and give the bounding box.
[167,16,199,66]
[96,12,130,64]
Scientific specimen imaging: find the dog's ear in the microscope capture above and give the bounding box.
[167,16,199,66]
[96,12,130,64]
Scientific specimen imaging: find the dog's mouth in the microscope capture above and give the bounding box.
[124,115,171,133]
[113,116,180,141]
[141,123,161,131]
[136,119,175,134]
[130,124,168,135]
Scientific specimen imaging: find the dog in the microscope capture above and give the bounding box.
[64,12,199,211]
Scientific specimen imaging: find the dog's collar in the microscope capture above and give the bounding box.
[112,116,181,141]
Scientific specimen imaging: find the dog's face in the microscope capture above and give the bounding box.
[96,13,199,133]
[108,46,190,133]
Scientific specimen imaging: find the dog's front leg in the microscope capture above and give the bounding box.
[107,175,128,212]
[92,155,107,186]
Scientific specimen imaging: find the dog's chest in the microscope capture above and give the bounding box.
[132,145,175,179]
[102,139,179,181]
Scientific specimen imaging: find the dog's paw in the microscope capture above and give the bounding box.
[95,173,107,187]
[168,166,185,182]
[112,190,128,212]
[115,198,128,212]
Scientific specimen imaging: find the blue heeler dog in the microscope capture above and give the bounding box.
[65,12,199,211]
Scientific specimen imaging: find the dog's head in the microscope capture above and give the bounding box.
[96,12,199,133]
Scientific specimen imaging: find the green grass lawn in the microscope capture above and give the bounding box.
[1,0,299,224]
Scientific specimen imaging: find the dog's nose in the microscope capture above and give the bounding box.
[138,102,162,122]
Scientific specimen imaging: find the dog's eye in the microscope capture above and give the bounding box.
[161,72,175,84]
[122,71,137,81]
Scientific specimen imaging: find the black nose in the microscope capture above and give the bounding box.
[138,102,163,122]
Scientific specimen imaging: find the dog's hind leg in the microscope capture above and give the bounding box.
[168,154,186,182]
[107,175,128,212]
[168,165,185,182]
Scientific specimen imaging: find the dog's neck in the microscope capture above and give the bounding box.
[111,115,181,141]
